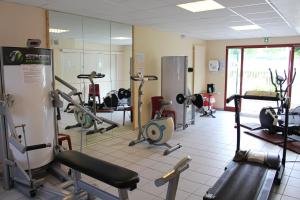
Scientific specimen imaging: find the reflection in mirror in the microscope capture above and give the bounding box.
[49,11,132,147]
[110,22,132,128]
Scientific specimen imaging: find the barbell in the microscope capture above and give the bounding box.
[176,93,203,109]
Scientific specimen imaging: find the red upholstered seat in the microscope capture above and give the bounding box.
[151,96,176,127]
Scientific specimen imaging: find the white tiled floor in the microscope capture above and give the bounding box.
[0,110,300,200]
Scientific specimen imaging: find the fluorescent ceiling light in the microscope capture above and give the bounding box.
[49,28,69,33]
[177,0,225,13]
[112,37,131,40]
[231,25,261,31]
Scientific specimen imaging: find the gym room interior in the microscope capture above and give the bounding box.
[0,0,300,200]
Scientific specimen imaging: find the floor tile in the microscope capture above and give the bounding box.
[284,185,300,199]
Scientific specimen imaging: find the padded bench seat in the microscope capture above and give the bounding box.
[56,150,139,190]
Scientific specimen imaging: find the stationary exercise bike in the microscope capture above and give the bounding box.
[129,73,182,155]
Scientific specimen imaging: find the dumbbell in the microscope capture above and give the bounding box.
[118,88,131,99]
[104,93,119,107]
[176,93,203,109]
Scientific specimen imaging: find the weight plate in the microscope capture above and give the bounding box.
[176,94,185,104]
[192,94,204,109]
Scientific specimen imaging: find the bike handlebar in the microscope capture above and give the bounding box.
[130,75,158,81]
[77,71,105,79]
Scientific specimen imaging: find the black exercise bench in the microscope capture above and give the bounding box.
[56,150,139,200]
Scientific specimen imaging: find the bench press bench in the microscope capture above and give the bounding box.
[56,150,139,200]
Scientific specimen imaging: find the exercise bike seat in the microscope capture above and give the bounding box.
[55,150,139,190]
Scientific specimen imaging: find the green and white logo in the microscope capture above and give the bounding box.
[9,50,24,63]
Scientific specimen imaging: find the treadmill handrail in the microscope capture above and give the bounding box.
[226,94,279,104]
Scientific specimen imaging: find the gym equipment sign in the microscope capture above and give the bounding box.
[2,47,51,65]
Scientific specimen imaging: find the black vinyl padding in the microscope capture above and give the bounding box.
[55,150,139,189]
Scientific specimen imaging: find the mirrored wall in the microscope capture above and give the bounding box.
[49,11,132,146]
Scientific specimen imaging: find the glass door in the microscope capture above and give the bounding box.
[291,47,300,108]
[242,47,291,115]
[224,48,242,110]
[225,45,295,114]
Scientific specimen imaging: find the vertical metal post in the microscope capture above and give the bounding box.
[0,47,12,189]
[0,115,11,189]
[234,96,241,152]
[282,98,289,167]
[166,175,180,200]
[91,79,97,131]
[191,105,195,125]
[118,189,129,200]
[72,170,81,193]
[21,125,32,180]
[137,81,144,138]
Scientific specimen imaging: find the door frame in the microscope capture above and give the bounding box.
[224,43,300,111]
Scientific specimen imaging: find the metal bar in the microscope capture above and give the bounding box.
[118,189,129,200]
[0,115,12,189]
[166,176,180,200]
[234,96,241,152]
[0,47,11,190]
[22,125,32,180]
[55,75,78,96]
[77,180,119,200]
[137,81,144,137]
[163,143,182,156]
[57,90,119,126]
[282,98,289,167]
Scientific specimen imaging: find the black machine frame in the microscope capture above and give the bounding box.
[204,94,288,200]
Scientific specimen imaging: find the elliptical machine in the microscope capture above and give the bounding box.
[61,71,118,135]
[129,73,182,155]
[259,68,297,134]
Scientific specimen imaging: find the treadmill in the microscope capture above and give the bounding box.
[204,94,288,200]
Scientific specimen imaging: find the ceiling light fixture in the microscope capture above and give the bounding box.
[177,0,225,13]
[112,37,131,40]
[231,25,261,31]
[49,28,69,33]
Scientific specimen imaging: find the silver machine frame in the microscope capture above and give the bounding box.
[161,56,195,130]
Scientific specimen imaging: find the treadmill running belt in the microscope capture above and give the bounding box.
[204,162,276,200]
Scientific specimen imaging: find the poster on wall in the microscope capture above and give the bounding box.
[208,60,220,71]
[135,52,145,74]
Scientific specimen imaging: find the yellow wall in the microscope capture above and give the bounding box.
[0,2,47,47]
[133,26,205,128]
[206,36,300,109]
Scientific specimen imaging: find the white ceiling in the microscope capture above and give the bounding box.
[3,0,300,40]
